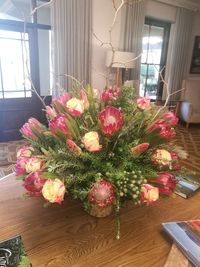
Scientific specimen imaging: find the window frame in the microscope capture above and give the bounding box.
[141,17,171,100]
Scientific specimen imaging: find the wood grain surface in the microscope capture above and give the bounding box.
[1,173,200,267]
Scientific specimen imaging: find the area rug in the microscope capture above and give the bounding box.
[0,124,200,179]
[0,140,27,178]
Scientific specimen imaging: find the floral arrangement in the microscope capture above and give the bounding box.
[16,85,188,238]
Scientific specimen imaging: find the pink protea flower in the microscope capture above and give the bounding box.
[80,89,89,109]
[23,171,46,197]
[81,131,102,152]
[66,97,84,116]
[20,118,44,140]
[137,97,150,110]
[141,184,159,205]
[170,151,181,171]
[15,157,29,176]
[42,178,66,204]
[130,143,149,156]
[163,111,178,125]
[159,126,176,139]
[149,173,176,195]
[17,146,33,158]
[52,92,71,106]
[66,139,81,155]
[88,179,115,208]
[98,106,123,136]
[101,86,121,102]
[46,106,57,121]
[49,114,71,138]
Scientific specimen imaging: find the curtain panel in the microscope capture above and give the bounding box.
[166,7,194,102]
[121,0,147,80]
[51,0,92,94]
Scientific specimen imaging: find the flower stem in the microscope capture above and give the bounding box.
[115,197,121,240]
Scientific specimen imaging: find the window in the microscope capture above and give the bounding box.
[0,30,31,99]
[0,0,51,99]
[140,18,170,100]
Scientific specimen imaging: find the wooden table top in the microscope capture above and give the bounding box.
[0,173,200,267]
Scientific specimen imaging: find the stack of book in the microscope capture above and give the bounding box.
[175,175,200,199]
[163,220,200,267]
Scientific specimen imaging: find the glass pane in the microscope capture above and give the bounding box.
[145,64,159,100]
[36,1,51,25]
[4,91,25,98]
[38,29,52,96]
[140,64,147,97]
[141,25,149,64]
[147,26,164,64]
[0,30,31,98]
[0,0,32,22]
[0,91,2,98]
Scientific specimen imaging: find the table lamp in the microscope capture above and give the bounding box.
[105,50,135,87]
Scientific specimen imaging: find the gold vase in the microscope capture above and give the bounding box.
[88,204,113,218]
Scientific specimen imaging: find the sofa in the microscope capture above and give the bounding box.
[179,79,200,128]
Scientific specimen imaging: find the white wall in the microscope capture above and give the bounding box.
[91,0,122,89]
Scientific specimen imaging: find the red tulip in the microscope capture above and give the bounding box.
[88,179,115,208]
[98,106,123,136]
[23,172,46,197]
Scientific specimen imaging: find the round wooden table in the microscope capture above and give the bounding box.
[0,173,199,267]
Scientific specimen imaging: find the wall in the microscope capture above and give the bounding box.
[91,0,122,89]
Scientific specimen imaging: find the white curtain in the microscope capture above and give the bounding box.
[121,0,147,80]
[51,0,92,94]
[166,7,194,102]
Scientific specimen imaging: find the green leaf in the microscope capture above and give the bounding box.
[16,174,26,180]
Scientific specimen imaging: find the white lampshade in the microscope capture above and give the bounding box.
[105,50,135,69]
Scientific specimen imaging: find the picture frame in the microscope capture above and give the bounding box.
[190,36,200,74]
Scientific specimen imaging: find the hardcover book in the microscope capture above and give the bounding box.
[175,176,200,198]
[162,220,200,267]
[0,235,31,267]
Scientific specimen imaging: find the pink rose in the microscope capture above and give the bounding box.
[141,184,159,205]
[42,179,66,204]
[25,157,45,173]
[82,131,102,152]
[130,143,149,156]
[137,97,150,109]
[66,97,84,116]
[17,146,33,158]
[23,172,46,197]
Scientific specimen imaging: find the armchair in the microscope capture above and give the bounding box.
[179,80,200,128]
